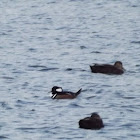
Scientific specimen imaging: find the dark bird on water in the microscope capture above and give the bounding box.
[79,113,104,130]
[50,86,82,99]
[90,61,125,75]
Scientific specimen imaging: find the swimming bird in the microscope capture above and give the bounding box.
[79,113,104,130]
[50,86,82,99]
[90,61,124,75]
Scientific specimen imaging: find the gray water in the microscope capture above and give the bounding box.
[0,0,140,139]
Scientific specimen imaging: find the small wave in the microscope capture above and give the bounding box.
[121,123,133,128]
[12,70,25,74]
[17,127,38,130]
[1,76,14,80]
[28,65,58,72]
[39,68,59,72]
[47,1,56,4]
[65,68,73,71]
[28,65,47,69]
[86,95,96,100]
[131,41,140,44]
[122,96,136,99]
[65,68,86,72]
[56,27,68,30]
[91,51,101,54]
[16,100,34,105]
[127,70,137,74]
[0,102,12,110]
[131,5,138,7]
[0,136,8,139]
[0,33,8,36]
[28,48,37,52]
[96,89,104,94]
[80,46,87,49]
[69,103,83,108]
[16,127,43,133]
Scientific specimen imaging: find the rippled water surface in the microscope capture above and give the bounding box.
[0,0,140,139]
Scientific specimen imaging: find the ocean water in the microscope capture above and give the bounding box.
[0,0,140,139]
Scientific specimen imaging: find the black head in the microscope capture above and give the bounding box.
[91,113,100,118]
[114,61,122,65]
[51,86,63,94]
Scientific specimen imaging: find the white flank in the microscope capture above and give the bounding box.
[52,94,57,99]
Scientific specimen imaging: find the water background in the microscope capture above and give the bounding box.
[0,0,140,139]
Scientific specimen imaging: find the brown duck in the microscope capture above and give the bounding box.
[90,61,124,75]
[79,113,104,130]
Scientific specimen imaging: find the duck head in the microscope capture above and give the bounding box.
[51,86,63,94]
[114,61,124,70]
[91,113,100,119]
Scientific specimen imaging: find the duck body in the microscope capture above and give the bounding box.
[90,61,124,75]
[79,113,104,130]
[51,86,82,99]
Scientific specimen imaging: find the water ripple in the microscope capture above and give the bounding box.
[1,76,14,80]
[0,102,13,110]
[28,65,59,71]
[131,41,140,44]
[65,68,86,72]
[0,136,8,139]
[0,0,140,139]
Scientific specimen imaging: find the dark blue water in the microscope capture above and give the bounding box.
[0,0,140,139]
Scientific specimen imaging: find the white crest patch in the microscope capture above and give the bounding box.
[56,88,62,92]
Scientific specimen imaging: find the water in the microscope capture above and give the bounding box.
[0,0,140,139]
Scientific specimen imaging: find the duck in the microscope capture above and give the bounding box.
[79,113,104,130]
[50,86,82,99]
[90,61,124,75]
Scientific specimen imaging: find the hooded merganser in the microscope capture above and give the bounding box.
[50,86,82,99]
[79,113,104,130]
[90,61,124,75]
